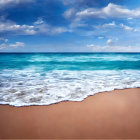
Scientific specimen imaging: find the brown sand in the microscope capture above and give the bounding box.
[0,88,140,139]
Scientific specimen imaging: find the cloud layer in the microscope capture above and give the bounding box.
[87,44,140,52]
[0,18,70,36]
[76,3,140,19]
[0,39,25,50]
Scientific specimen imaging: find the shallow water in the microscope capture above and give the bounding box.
[0,53,140,106]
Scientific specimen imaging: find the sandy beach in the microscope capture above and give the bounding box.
[0,88,140,139]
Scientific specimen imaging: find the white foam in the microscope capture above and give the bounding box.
[0,70,140,106]
[28,54,140,62]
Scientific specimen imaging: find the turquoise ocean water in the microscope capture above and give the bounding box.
[0,53,140,106]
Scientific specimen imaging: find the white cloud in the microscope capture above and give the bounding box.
[34,18,44,25]
[0,38,24,49]
[102,21,116,28]
[0,43,7,49]
[106,38,119,46]
[94,21,116,29]
[127,17,133,20]
[98,36,104,39]
[33,18,72,35]
[93,21,138,33]
[0,0,34,8]
[120,23,134,31]
[0,18,70,36]
[107,39,112,45]
[76,3,140,19]
[63,8,76,19]
[50,27,69,35]
[69,19,88,28]
[0,38,8,42]
[9,42,24,48]
[0,39,25,49]
[35,22,71,35]
[0,20,36,35]
[87,44,140,52]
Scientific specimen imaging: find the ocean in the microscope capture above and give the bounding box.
[0,53,140,106]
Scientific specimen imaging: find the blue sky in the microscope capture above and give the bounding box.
[0,0,140,52]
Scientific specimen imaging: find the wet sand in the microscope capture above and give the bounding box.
[0,88,140,139]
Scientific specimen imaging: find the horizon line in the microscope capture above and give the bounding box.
[0,52,140,53]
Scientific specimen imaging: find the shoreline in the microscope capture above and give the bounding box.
[0,88,140,138]
[1,87,140,107]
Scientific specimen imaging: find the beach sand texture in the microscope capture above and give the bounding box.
[0,88,140,139]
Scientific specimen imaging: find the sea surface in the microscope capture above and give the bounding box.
[0,53,140,106]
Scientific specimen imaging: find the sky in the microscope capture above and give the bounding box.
[0,0,140,52]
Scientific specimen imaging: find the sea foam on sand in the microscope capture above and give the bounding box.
[0,69,140,106]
